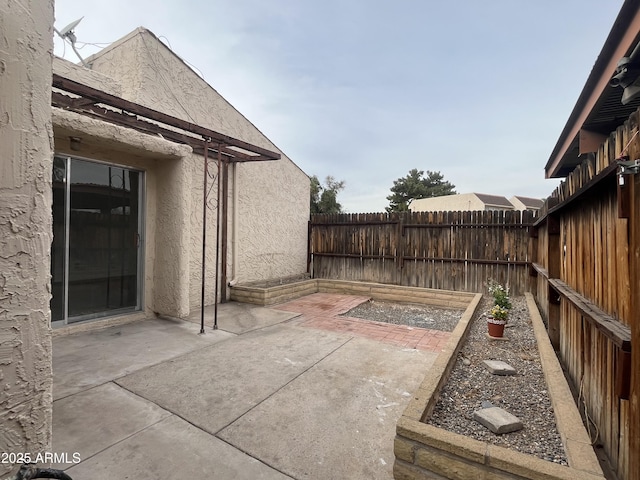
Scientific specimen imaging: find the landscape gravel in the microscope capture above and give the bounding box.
[341,300,462,332]
[344,295,568,465]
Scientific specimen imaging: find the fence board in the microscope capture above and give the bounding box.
[310,210,534,295]
[530,109,640,480]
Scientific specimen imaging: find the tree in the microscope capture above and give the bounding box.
[310,175,345,214]
[386,169,456,212]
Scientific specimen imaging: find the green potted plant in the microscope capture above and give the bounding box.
[487,304,508,337]
[487,280,510,337]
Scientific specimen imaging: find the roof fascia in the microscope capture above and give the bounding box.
[545,1,640,178]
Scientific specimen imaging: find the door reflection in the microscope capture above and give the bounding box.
[51,156,141,322]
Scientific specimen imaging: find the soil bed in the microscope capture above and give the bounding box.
[345,295,568,466]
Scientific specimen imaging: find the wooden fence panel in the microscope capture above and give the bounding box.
[310,209,534,295]
[530,110,639,479]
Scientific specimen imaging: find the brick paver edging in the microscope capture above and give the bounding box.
[272,292,453,353]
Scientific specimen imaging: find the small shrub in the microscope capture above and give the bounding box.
[488,279,511,310]
[489,304,509,321]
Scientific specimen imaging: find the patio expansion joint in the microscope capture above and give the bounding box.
[54,379,115,403]
[54,333,238,403]
[107,380,264,471]
[209,336,357,478]
[211,436,296,479]
[59,382,173,471]
[214,335,354,436]
[109,338,353,479]
[107,337,353,480]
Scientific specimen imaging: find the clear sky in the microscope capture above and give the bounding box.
[53,0,624,213]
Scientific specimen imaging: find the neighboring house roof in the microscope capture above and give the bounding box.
[473,193,513,208]
[511,196,544,209]
[545,0,640,178]
[411,193,543,212]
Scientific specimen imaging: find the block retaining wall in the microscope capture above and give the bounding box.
[230,279,474,309]
[393,293,605,480]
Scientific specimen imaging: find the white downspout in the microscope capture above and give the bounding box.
[229,161,239,286]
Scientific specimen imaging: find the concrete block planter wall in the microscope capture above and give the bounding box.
[231,278,601,478]
[393,293,606,480]
[230,278,475,309]
[229,279,318,306]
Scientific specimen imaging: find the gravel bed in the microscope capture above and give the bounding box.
[345,295,568,465]
[341,300,463,332]
[429,296,567,465]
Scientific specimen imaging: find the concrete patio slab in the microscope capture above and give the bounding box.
[51,382,171,468]
[52,294,449,479]
[218,337,438,479]
[53,317,234,400]
[116,323,351,434]
[185,301,300,334]
[64,415,291,480]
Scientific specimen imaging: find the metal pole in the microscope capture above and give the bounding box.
[200,140,209,334]
[213,147,222,329]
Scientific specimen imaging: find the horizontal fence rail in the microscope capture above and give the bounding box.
[309,210,536,295]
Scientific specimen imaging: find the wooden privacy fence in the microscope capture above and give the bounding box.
[530,109,639,480]
[309,210,536,295]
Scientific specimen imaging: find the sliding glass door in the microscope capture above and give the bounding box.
[51,156,143,323]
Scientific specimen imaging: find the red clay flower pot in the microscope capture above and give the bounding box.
[487,316,506,338]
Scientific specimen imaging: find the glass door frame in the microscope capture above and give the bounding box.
[51,154,145,326]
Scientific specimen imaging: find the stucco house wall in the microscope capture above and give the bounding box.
[51,28,309,317]
[410,192,515,212]
[84,28,309,309]
[410,193,483,211]
[0,1,54,476]
[410,193,479,211]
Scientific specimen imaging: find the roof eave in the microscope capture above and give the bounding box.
[545,0,640,179]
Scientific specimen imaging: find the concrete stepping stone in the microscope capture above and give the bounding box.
[473,406,523,434]
[482,360,516,375]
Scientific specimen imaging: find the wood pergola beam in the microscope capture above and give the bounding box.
[53,91,280,165]
[52,73,281,161]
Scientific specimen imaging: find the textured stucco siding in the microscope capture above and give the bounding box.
[0,1,54,476]
[86,29,310,308]
[410,193,485,212]
[52,106,194,318]
[235,159,309,284]
[53,56,123,97]
[188,155,220,308]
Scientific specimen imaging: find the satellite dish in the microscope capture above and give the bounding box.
[57,17,83,38]
[54,17,88,68]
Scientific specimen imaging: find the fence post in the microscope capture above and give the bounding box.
[307,219,312,277]
[547,212,561,350]
[396,213,404,285]
[628,146,640,480]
